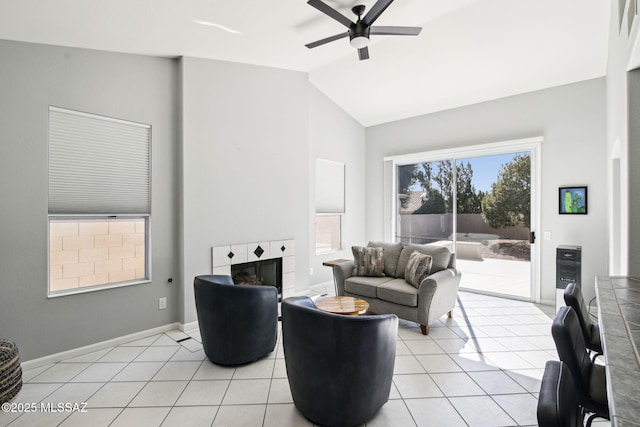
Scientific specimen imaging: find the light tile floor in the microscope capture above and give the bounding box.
[1,289,609,427]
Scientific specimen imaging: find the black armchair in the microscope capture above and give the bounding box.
[194,275,278,366]
[281,296,398,427]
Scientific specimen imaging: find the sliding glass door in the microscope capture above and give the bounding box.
[392,141,538,300]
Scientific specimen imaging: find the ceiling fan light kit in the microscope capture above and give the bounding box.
[305,0,421,60]
[349,35,369,49]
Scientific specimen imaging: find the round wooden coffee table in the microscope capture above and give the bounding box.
[316,296,369,315]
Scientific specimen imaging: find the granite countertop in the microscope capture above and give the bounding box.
[595,276,640,427]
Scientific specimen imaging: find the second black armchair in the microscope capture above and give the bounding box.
[282,296,398,427]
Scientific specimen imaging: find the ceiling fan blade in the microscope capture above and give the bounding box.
[362,0,394,26]
[358,47,369,60]
[305,32,349,49]
[370,26,422,36]
[307,0,353,28]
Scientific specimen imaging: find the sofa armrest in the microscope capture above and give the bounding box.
[332,261,354,296]
[417,268,462,325]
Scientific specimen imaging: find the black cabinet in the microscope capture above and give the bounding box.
[556,245,581,289]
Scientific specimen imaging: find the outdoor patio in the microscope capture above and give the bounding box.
[457,258,531,299]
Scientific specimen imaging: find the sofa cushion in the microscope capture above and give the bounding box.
[404,251,433,288]
[345,276,392,298]
[377,279,419,307]
[351,246,385,277]
[368,241,404,277]
[396,244,452,278]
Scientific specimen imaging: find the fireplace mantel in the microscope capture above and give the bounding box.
[211,239,295,297]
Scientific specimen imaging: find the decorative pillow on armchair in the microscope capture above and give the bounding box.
[404,251,433,288]
[352,246,385,277]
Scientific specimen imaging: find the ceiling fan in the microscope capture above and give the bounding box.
[304,0,422,60]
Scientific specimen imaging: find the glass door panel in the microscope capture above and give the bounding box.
[396,161,453,251]
[455,153,531,299]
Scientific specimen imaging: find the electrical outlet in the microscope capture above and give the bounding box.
[159,297,167,310]
[544,231,552,240]
[310,267,314,275]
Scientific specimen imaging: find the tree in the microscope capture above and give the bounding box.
[397,164,417,208]
[412,160,484,215]
[481,154,531,228]
[397,164,417,195]
[413,188,446,214]
[456,161,482,214]
[415,162,434,193]
[433,160,454,213]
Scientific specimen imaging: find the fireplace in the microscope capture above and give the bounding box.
[212,239,295,298]
[231,257,283,297]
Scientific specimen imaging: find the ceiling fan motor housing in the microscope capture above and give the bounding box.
[349,21,370,48]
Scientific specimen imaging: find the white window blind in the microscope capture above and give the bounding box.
[48,107,151,214]
[315,159,345,213]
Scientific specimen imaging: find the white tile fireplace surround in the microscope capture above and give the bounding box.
[211,239,295,298]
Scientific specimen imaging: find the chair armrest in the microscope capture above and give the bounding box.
[332,261,354,296]
[417,268,462,325]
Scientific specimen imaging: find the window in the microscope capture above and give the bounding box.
[315,214,342,254]
[49,217,148,293]
[315,159,344,254]
[48,107,151,296]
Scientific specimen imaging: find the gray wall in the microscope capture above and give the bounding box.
[0,40,180,361]
[365,79,608,303]
[0,40,367,360]
[606,0,640,277]
[180,57,311,323]
[308,85,366,286]
[629,71,640,277]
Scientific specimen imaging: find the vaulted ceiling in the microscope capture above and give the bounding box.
[0,0,611,126]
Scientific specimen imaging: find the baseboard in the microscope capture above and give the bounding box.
[309,281,334,292]
[21,323,182,370]
[180,320,199,335]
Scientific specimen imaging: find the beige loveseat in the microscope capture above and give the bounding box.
[332,241,462,335]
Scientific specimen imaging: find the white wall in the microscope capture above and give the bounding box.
[180,57,311,323]
[308,85,366,286]
[365,79,607,303]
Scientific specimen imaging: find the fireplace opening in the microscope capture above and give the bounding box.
[231,257,283,297]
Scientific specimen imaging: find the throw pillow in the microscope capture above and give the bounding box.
[352,246,385,277]
[404,251,433,288]
[367,241,404,277]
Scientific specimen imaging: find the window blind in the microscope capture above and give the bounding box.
[48,107,151,214]
[315,159,345,213]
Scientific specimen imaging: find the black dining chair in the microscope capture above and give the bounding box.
[537,360,583,427]
[563,283,603,361]
[552,306,609,427]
